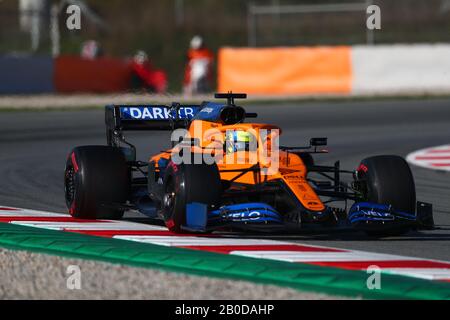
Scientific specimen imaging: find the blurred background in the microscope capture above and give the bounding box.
[1,0,450,96]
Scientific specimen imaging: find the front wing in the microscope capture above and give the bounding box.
[180,201,434,233]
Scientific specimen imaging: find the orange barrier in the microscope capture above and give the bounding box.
[218,46,352,95]
[54,56,132,93]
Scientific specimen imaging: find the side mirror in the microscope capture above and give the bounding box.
[245,113,258,119]
[310,137,327,147]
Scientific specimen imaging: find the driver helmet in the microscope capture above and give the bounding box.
[225,130,256,153]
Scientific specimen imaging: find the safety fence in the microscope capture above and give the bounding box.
[0,56,54,94]
[0,56,134,94]
[54,56,132,93]
[218,44,450,96]
[2,44,450,96]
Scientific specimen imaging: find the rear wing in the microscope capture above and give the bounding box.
[105,104,202,146]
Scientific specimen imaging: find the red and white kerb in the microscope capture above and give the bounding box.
[407,144,450,172]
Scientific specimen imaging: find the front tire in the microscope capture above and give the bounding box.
[64,146,130,219]
[357,155,416,213]
[356,155,416,236]
[161,160,222,233]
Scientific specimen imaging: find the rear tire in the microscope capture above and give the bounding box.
[161,160,222,233]
[64,146,130,219]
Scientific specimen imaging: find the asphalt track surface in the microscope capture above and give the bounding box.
[0,98,449,262]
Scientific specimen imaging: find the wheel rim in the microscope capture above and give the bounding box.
[64,164,76,206]
[163,178,176,214]
[354,168,369,201]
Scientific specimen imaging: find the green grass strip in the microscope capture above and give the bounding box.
[0,223,448,300]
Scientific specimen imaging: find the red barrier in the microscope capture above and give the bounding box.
[54,56,132,93]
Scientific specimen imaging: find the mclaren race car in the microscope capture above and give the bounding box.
[64,93,434,236]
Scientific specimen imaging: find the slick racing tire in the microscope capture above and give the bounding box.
[356,155,416,236]
[161,160,222,233]
[64,146,130,220]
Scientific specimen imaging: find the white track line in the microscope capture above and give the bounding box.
[382,268,450,281]
[114,235,300,247]
[0,211,67,217]
[230,250,419,263]
[11,221,166,231]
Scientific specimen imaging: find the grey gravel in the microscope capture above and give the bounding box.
[0,248,345,300]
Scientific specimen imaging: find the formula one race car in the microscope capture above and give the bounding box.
[64,93,434,236]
